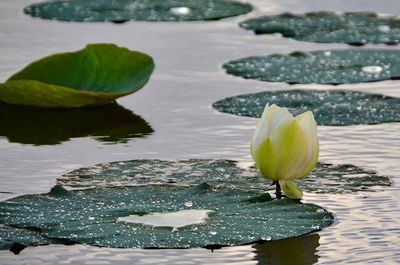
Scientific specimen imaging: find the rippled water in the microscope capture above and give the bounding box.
[1,0,400,264]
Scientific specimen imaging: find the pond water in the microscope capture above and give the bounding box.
[1,0,400,264]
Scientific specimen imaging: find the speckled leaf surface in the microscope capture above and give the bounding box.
[24,0,252,22]
[0,184,332,249]
[240,12,400,45]
[223,49,400,84]
[0,44,154,107]
[59,160,390,194]
[212,90,400,126]
[0,225,60,251]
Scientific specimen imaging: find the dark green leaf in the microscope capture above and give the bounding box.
[223,49,400,84]
[24,0,252,22]
[212,89,400,126]
[0,184,332,249]
[240,12,400,45]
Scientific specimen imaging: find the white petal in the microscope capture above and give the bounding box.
[251,103,271,156]
[295,111,318,157]
[293,111,319,179]
[268,105,294,142]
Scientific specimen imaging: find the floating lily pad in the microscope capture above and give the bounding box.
[0,184,333,249]
[223,49,400,84]
[240,12,400,45]
[24,0,252,22]
[0,224,60,252]
[59,160,390,194]
[0,44,154,107]
[212,90,400,126]
[0,102,153,145]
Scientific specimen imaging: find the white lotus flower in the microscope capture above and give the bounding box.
[250,104,319,199]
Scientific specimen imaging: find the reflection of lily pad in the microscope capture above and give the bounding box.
[212,90,400,126]
[0,184,332,249]
[59,160,390,193]
[223,49,400,84]
[0,102,153,145]
[24,0,252,22]
[0,44,154,107]
[240,12,400,45]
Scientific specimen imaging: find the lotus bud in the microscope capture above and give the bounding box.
[250,104,319,199]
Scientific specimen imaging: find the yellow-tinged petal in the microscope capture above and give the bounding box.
[254,138,278,181]
[294,111,319,179]
[279,180,303,199]
[268,104,294,135]
[270,119,308,180]
[251,104,293,159]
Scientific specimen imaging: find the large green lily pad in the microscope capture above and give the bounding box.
[24,0,252,22]
[223,49,400,84]
[0,184,332,249]
[0,102,153,145]
[240,12,400,45]
[0,44,154,107]
[59,160,390,194]
[212,90,400,126]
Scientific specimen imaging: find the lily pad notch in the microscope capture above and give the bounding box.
[0,44,155,107]
[240,12,400,45]
[223,49,400,84]
[24,0,253,22]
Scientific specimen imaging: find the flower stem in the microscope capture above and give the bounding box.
[275,181,282,199]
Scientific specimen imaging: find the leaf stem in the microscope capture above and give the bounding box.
[275,181,282,199]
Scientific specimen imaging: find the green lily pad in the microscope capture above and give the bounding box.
[24,0,252,22]
[240,12,400,45]
[223,49,400,84]
[0,102,153,145]
[0,44,154,107]
[0,184,333,249]
[0,224,58,252]
[59,160,390,194]
[212,90,400,126]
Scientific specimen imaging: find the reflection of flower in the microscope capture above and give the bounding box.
[250,104,319,199]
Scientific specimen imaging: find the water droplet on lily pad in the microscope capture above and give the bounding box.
[240,12,400,45]
[223,49,400,84]
[212,89,400,126]
[362,65,383,74]
[24,0,252,22]
[169,7,191,16]
[184,201,193,207]
[262,236,272,241]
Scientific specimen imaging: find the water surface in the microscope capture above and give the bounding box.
[1,0,400,263]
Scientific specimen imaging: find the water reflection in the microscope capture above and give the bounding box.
[0,102,153,145]
[253,234,320,265]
